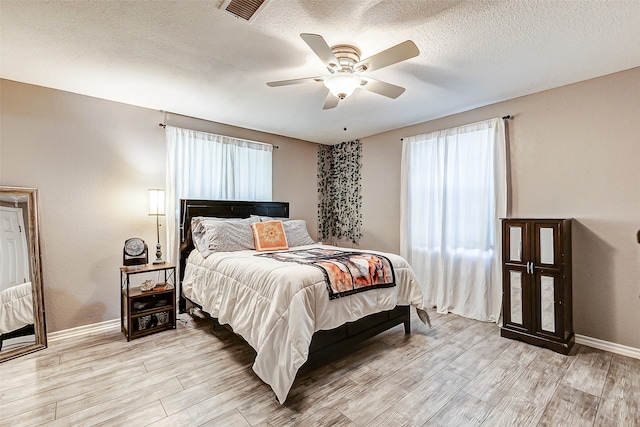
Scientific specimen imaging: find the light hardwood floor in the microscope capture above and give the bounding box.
[1,309,638,427]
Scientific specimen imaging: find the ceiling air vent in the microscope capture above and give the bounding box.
[220,0,270,22]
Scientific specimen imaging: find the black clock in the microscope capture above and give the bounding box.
[123,237,148,266]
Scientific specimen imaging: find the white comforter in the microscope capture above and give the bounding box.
[0,282,34,334]
[181,244,428,403]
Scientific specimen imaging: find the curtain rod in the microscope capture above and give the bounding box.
[158,123,279,149]
[400,115,513,141]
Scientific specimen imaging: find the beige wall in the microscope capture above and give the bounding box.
[0,79,319,332]
[360,67,640,349]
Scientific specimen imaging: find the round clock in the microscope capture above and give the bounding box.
[123,237,148,266]
[125,238,145,256]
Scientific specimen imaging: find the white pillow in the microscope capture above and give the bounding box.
[192,217,258,257]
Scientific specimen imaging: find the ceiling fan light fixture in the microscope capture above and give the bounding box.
[267,34,418,109]
[323,73,361,99]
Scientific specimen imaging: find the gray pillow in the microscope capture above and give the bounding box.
[283,220,315,247]
[192,216,258,257]
[191,215,237,230]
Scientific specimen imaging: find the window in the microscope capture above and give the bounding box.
[401,118,507,322]
[164,126,273,262]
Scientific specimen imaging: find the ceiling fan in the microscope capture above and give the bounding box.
[267,33,419,110]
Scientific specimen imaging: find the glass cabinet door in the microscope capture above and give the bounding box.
[509,270,524,325]
[534,271,563,339]
[509,226,523,262]
[539,227,555,265]
[505,222,527,265]
[535,223,560,267]
[539,275,555,333]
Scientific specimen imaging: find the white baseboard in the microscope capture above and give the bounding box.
[575,334,640,360]
[48,318,120,342]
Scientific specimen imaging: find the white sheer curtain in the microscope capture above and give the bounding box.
[400,118,506,322]
[165,126,272,263]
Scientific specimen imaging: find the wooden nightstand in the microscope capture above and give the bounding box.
[120,263,176,341]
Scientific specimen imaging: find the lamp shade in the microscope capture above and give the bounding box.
[148,189,166,216]
[323,73,361,99]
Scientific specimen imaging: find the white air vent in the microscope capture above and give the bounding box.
[220,0,270,22]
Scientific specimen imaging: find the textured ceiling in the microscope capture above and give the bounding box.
[1,1,639,145]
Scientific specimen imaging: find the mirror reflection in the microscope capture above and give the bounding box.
[509,226,522,262]
[540,275,556,333]
[0,186,46,361]
[509,271,523,325]
[539,227,555,265]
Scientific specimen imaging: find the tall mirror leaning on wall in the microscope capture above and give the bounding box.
[0,186,47,362]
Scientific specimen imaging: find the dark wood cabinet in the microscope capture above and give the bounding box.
[120,264,176,341]
[501,219,574,354]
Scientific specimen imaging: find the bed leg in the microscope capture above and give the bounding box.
[403,306,411,334]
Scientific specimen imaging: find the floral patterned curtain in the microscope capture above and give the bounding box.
[317,139,362,244]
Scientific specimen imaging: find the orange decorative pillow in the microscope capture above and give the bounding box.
[251,220,289,252]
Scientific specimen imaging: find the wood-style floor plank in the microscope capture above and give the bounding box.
[504,358,567,407]
[0,402,56,427]
[55,374,183,419]
[46,377,181,426]
[538,384,600,426]
[0,363,149,419]
[479,355,570,427]
[560,345,611,397]
[199,409,252,427]
[425,390,495,426]
[595,353,640,426]
[93,400,168,427]
[150,378,263,426]
[461,340,540,406]
[0,309,636,426]
[336,340,467,426]
[368,368,470,427]
[444,331,511,380]
[482,395,546,427]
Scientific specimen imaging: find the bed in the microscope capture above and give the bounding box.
[179,199,429,403]
[0,281,35,351]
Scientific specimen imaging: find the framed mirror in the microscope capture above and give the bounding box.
[0,186,47,362]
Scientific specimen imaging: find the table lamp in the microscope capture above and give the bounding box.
[148,189,166,264]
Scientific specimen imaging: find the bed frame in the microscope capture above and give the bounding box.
[178,199,411,361]
[0,324,35,351]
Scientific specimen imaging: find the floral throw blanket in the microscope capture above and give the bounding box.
[257,248,395,299]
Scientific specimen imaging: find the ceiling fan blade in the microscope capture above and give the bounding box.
[360,77,406,99]
[322,91,339,110]
[300,33,342,71]
[267,76,323,87]
[354,40,419,73]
